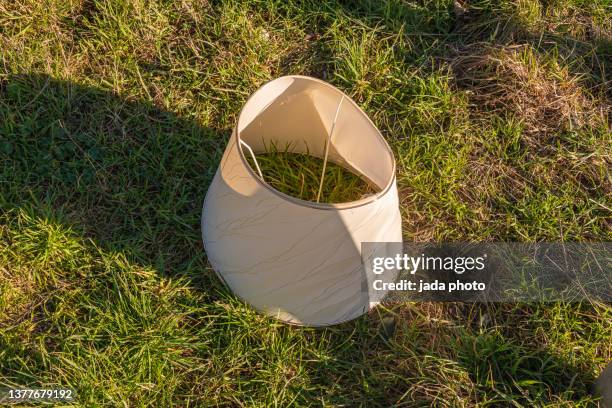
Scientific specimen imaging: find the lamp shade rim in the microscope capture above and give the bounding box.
[235,75,397,211]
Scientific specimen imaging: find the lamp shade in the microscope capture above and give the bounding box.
[202,76,402,326]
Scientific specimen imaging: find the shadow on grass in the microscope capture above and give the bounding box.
[0,73,236,402]
[1,73,225,285]
[446,303,601,405]
[308,302,602,406]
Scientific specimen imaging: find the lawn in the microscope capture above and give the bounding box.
[0,0,610,406]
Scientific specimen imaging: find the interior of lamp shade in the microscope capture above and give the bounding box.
[202,76,402,326]
[236,76,395,202]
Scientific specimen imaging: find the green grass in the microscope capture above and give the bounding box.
[245,146,376,203]
[0,0,610,406]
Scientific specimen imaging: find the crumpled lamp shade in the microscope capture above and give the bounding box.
[202,76,402,326]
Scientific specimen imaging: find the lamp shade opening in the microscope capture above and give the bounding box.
[243,146,378,204]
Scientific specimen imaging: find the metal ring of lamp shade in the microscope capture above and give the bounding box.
[202,75,402,326]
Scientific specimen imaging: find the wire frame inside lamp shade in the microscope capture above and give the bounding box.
[202,75,402,326]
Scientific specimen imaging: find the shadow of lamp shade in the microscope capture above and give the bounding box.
[202,76,402,326]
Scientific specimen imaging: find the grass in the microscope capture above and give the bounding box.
[0,0,610,406]
[245,145,376,203]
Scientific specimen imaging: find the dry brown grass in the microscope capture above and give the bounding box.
[450,44,608,139]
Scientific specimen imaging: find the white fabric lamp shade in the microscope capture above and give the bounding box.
[202,75,402,326]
